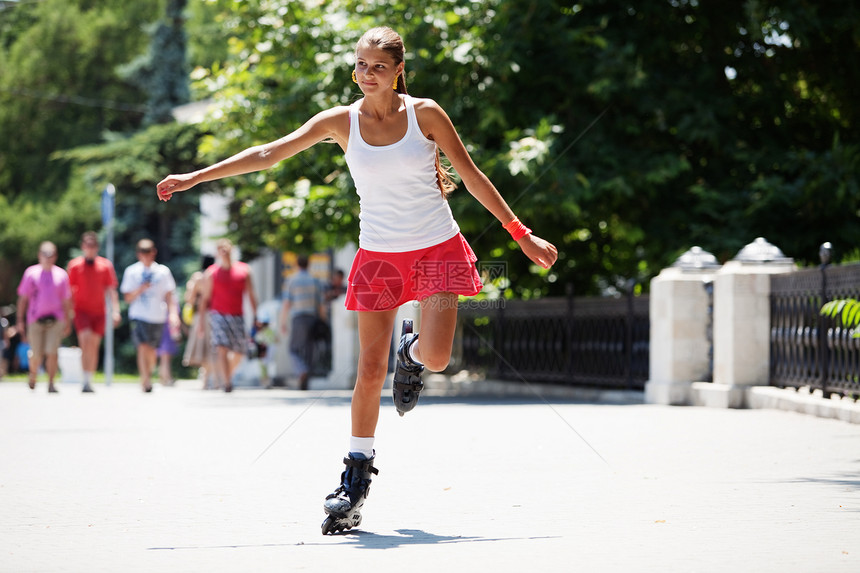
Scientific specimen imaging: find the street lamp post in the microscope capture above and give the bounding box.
[102,184,116,386]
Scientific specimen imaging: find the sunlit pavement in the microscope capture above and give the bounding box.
[1,379,859,572]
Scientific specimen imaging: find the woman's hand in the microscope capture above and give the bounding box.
[156,172,198,202]
[517,234,558,269]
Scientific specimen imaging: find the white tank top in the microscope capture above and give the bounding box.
[345,95,459,252]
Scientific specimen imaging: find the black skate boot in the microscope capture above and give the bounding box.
[393,319,424,417]
[321,453,379,535]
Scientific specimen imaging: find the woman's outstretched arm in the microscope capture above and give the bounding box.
[415,98,558,269]
[156,107,349,201]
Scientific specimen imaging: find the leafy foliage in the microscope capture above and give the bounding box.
[54,122,208,282]
[119,0,192,126]
[1,0,858,306]
[821,298,860,338]
[0,0,159,199]
[193,0,860,297]
[0,182,100,302]
[0,0,162,301]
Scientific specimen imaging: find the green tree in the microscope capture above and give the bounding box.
[0,0,161,302]
[188,0,858,298]
[3,0,857,305]
[46,0,212,372]
[0,0,159,198]
[121,0,191,125]
[55,123,206,274]
[0,0,222,305]
[0,180,100,304]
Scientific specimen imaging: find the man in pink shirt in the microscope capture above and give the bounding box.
[16,241,73,392]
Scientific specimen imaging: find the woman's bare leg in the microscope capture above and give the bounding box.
[351,309,398,437]
[414,292,459,372]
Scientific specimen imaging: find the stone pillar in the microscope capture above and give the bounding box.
[694,238,796,408]
[327,301,358,389]
[645,247,720,405]
[326,243,359,389]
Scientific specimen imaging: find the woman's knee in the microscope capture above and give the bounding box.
[417,346,451,372]
[356,355,388,384]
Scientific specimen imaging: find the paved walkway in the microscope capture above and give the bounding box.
[2,378,859,572]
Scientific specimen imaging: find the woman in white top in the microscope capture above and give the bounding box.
[157,27,557,534]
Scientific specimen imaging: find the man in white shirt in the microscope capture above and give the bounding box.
[120,239,179,392]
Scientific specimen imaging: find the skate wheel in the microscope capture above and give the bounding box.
[321,516,337,535]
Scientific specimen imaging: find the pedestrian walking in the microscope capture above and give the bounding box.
[16,242,74,393]
[157,322,179,386]
[324,268,346,303]
[156,26,557,533]
[181,255,215,389]
[119,239,180,392]
[279,254,326,391]
[201,238,258,393]
[67,231,121,392]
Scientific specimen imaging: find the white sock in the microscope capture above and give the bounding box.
[84,372,93,384]
[349,436,375,459]
[407,336,422,365]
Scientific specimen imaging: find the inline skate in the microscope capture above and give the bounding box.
[321,453,379,535]
[392,319,424,416]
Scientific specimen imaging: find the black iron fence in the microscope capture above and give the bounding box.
[770,263,860,399]
[452,291,649,390]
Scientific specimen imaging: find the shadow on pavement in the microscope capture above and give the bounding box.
[147,530,559,551]
[192,392,630,409]
[789,474,860,492]
[335,529,560,549]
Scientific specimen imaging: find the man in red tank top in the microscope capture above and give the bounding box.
[201,238,258,392]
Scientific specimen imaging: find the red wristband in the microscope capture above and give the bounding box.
[503,217,532,241]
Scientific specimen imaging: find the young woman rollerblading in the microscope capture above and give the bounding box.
[156,26,557,534]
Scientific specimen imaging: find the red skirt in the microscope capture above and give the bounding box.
[345,233,484,312]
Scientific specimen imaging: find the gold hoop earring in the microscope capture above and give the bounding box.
[352,70,358,84]
[392,74,398,90]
